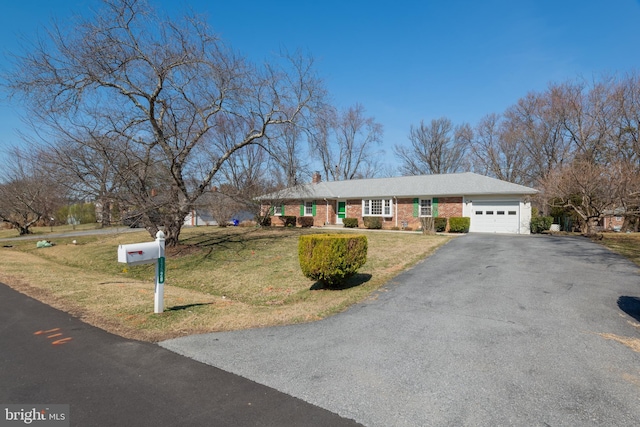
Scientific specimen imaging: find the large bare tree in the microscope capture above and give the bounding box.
[310,103,383,181]
[542,159,632,234]
[0,148,65,235]
[394,117,471,175]
[35,129,128,227]
[470,113,529,184]
[5,0,324,246]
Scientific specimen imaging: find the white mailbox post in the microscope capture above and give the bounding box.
[118,231,166,313]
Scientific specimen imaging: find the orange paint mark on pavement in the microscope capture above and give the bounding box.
[34,327,73,345]
[33,328,60,335]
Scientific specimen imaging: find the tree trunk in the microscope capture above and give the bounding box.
[146,214,184,247]
[584,217,599,235]
[420,217,435,235]
[100,199,112,228]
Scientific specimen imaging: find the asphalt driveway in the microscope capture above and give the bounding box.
[161,234,640,427]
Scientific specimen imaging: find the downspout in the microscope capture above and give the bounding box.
[394,196,398,227]
[324,198,329,225]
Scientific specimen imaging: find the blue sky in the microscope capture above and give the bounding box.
[1,0,639,166]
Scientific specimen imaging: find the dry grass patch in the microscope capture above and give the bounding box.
[598,233,640,267]
[0,227,452,341]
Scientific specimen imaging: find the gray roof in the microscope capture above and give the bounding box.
[259,172,538,200]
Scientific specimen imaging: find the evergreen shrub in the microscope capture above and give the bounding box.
[342,218,359,228]
[363,216,382,229]
[298,234,368,287]
[448,217,470,233]
[530,216,553,233]
[434,217,448,232]
[280,216,297,227]
[297,217,314,228]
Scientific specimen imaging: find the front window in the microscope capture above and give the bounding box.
[363,199,393,216]
[420,199,432,217]
[273,205,283,216]
[304,201,313,216]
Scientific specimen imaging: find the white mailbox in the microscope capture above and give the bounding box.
[118,241,161,266]
[117,231,167,313]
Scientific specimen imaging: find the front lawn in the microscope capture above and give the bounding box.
[599,233,640,266]
[0,227,452,341]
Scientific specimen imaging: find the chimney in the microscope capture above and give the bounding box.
[312,171,322,184]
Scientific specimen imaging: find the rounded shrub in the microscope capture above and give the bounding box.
[448,217,470,233]
[363,216,382,229]
[298,234,368,288]
[342,218,359,228]
[530,216,553,233]
[297,217,314,228]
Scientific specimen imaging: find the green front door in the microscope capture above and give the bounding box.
[337,201,346,224]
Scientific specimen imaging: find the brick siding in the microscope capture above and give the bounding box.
[263,196,465,230]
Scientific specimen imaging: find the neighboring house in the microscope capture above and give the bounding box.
[258,172,538,234]
[184,209,217,227]
[184,189,254,227]
[599,208,626,232]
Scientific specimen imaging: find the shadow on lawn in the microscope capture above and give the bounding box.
[618,296,640,322]
[310,273,372,291]
[165,302,214,312]
[180,227,306,259]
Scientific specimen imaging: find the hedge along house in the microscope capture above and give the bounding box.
[258,172,538,234]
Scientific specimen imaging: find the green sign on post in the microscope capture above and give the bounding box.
[158,256,165,284]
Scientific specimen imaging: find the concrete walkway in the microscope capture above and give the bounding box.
[161,234,640,426]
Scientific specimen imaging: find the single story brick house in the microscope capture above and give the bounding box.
[258,172,538,234]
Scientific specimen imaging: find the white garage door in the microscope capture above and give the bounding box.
[471,201,520,234]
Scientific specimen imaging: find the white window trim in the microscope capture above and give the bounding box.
[419,198,433,217]
[304,201,314,216]
[362,198,393,217]
[273,205,283,216]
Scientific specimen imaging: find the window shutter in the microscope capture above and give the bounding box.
[413,198,419,217]
[300,203,305,216]
[433,198,439,217]
[312,201,316,216]
[281,204,285,215]
[269,206,274,216]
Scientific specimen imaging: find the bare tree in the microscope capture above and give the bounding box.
[470,113,529,184]
[394,117,470,175]
[503,89,573,186]
[5,0,324,246]
[0,148,65,234]
[36,129,127,227]
[610,72,640,164]
[556,78,616,164]
[267,122,310,187]
[310,103,383,180]
[542,159,622,234]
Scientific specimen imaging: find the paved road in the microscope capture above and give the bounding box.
[161,234,640,427]
[0,284,361,427]
[0,226,143,243]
